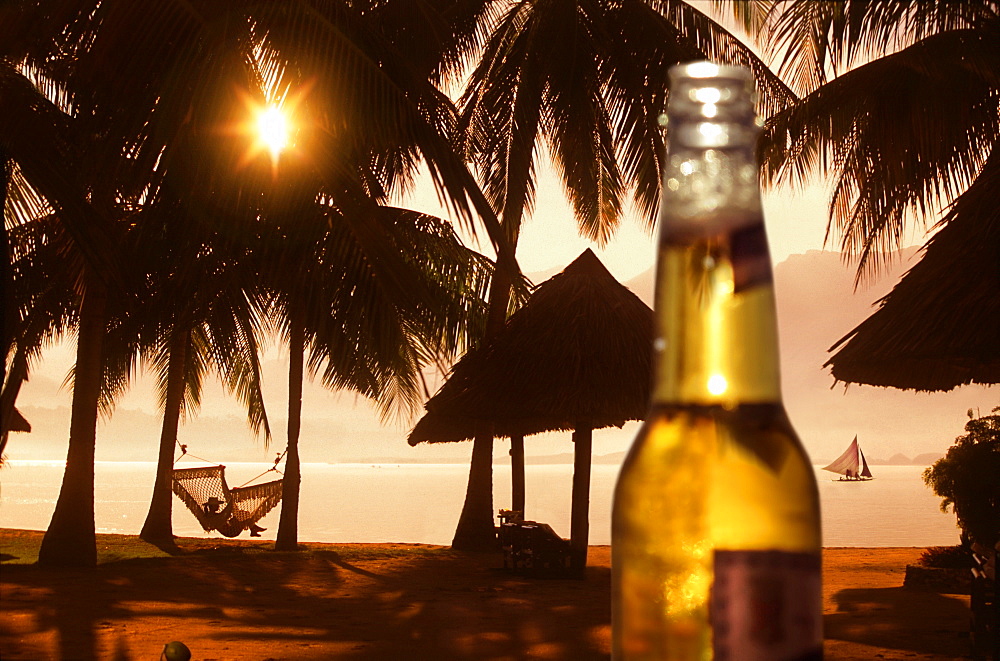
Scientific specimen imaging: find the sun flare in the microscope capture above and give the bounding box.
[234,80,313,174]
[256,105,291,161]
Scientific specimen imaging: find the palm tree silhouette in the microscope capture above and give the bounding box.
[760,0,999,281]
[263,203,495,550]
[448,0,794,550]
[758,1,1000,389]
[110,204,272,549]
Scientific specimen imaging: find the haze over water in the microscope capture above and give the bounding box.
[0,461,961,548]
[13,250,995,473]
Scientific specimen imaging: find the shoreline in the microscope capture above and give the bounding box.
[0,463,962,549]
[1,528,973,660]
[0,524,946,551]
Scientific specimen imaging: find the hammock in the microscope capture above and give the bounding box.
[172,465,283,538]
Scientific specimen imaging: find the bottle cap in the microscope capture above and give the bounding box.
[666,61,758,148]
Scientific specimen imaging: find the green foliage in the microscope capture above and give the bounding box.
[923,407,1000,546]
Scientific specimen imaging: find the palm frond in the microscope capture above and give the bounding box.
[760,28,999,280]
[825,149,1000,390]
[249,0,517,271]
[602,1,701,227]
[0,64,119,287]
[765,0,1000,96]
[7,214,80,373]
[654,0,798,117]
[201,292,272,441]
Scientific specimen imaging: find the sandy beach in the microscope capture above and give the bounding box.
[0,529,973,660]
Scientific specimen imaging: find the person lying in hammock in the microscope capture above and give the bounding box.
[203,497,267,537]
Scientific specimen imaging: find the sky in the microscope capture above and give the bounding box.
[401,161,843,285]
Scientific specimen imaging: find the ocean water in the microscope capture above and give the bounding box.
[0,460,960,547]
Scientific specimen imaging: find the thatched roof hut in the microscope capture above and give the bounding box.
[409,249,653,443]
[409,249,653,573]
[1,407,31,463]
[826,154,1000,391]
[8,408,31,433]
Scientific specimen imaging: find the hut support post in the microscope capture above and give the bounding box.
[510,435,525,516]
[570,426,592,577]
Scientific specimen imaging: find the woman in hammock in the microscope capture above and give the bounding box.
[203,496,267,537]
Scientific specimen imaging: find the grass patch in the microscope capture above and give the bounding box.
[1,528,457,567]
[1,529,181,565]
[306,543,457,562]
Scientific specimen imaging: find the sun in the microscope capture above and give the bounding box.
[256,104,291,162]
[234,80,313,174]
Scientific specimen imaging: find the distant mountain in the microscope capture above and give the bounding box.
[868,452,944,466]
[911,452,945,466]
[622,249,996,463]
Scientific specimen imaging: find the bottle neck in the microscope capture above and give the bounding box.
[652,146,782,406]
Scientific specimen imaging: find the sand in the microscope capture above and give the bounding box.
[1,529,973,660]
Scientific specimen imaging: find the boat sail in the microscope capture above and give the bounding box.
[822,436,873,481]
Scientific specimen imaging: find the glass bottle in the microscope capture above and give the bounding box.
[611,61,823,661]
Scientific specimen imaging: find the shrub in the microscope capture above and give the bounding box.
[923,407,1000,547]
[918,545,972,569]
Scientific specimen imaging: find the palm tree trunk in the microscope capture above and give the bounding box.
[1,149,11,458]
[510,434,525,516]
[450,258,518,551]
[139,328,188,549]
[451,223,521,551]
[570,425,592,577]
[275,312,304,551]
[451,423,498,551]
[38,273,107,567]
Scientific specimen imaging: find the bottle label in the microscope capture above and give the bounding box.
[711,550,823,661]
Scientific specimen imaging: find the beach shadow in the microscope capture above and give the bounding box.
[1,540,612,660]
[1,545,350,660]
[216,549,613,660]
[312,550,384,580]
[825,586,971,657]
[137,538,185,556]
[338,560,612,660]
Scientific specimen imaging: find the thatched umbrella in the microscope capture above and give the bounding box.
[1,407,31,462]
[826,152,1000,391]
[409,249,653,572]
[8,408,31,433]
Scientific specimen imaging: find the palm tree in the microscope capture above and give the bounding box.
[1,113,112,567]
[265,203,495,551]
[758,0,1000,282]
[449,0,796,550]
[10,1,516,565]
[100,205,272,549]
[242,2,517,551]
[0,80,119,567]
[2,211,79,460]
[0,59,117,463]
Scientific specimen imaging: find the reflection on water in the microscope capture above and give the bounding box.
[0,461,959,547]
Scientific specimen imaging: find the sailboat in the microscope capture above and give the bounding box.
[822,436,874,481]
